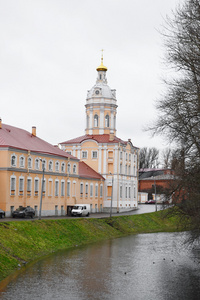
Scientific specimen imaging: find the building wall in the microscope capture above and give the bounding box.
[0,148,104,217]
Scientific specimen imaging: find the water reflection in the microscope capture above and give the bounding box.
[0,232,200,300]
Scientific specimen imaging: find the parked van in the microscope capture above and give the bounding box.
[71,204,90,217]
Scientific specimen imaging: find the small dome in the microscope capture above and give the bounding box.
[87,83,114,99]
[96,61,107,72]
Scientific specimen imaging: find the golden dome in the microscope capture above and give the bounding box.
[96,50,107,71]
[96,61,107,71]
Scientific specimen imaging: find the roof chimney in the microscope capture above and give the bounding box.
[0,118,2,129]
[32,126,36,136]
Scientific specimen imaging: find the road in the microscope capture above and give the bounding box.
[0,204,161,222]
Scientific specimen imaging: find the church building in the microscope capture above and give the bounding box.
[60,55,139,212]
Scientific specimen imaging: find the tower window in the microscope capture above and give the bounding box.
[105,115,109,127]
[94,114,98,127]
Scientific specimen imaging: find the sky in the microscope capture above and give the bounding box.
[0,0,183,150]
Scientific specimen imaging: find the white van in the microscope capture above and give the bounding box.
[71,204,90,217]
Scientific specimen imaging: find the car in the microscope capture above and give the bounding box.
[145,200,156,204]
[0,209,5,218]
[12,207,35,218]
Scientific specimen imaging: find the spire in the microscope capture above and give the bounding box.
[96,49,107,71]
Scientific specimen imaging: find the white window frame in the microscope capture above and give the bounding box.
[120,185,123,198]
[34,178,39,196]
[19,155,25,168]
[61,162,65,173]
[49,160,53,171]
[100,184,103,198]
[10,175,16,195]
[73,164,77,174]
[94,114,98,127]
[35,158,40,170]
[61,180,65,196]
[67,180,70,196]
[67,163,71,174]
[82,151,88,159]
[55,180,59,197]
[28,157,32,169]
[85,183,88,196]
[11,154,17,167]
[55,161,59,172]
[80,182,84,196]
[92,151,98,159]
[48,179,53,196]
[90,183,93,197]
[95,184,98,197]
[27,177,32,194]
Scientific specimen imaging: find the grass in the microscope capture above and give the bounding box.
[0,210,185,282]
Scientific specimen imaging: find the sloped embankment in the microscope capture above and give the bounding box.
[0,210,183,282]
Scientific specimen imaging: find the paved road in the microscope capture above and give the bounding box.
[0,204,161,222]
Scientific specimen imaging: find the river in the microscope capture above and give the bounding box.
[0,231,200,300]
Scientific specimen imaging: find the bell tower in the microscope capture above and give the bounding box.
[85,52,118,136]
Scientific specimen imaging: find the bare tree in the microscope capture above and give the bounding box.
[139,147,159,169]
[150,0,200,241]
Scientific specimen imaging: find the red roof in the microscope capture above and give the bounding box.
[79,161,105,180]
[60,134,129,145]
[0,123,78,160]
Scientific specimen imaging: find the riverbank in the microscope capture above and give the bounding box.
[0,210,185,282]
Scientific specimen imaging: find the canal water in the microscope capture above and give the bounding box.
[0,231,200,300]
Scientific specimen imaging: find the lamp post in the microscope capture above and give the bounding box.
[110,173,114,217]
[39,159,45,220]
[154,177,157,212]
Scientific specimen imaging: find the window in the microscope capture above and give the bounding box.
[120,151,122,160]
[129,154,131,161]
[55,161,59,172]
[66,151,71,155]
[49,160,53,171]
[42,159,46,170]
[105,115,109,127]
[120,185,123,198]
[90,184,93,197]
[80,183,83,196]
[67,181,70,196]
[28,157,32,169]
[67,163,71,174]
[125,186,128,198]
[94,114,98,127]
[95,184,98,197]
[48,179,53,196]
[55,180,59,196]
[120,163,122,174]
[73,164,77,174]
[129,187,131,198]
[125,165,127,175]
[85,183,88,196]
[35,158,39,170]
[34,178,39,196]
[19,156,25,168]
[11,154,17,167]
[61,162,65,172]
[82,151,87,159]
[61,181,65,196]
[100,184,103,198]
[19,177,24,195]
[92,151,98,159]
[128,165,131,175]
[134,166,136,176]
[10,176,16,195]
[42,179,46,196]
[126,153,128,161]
[27,178,32,194]
[134,187,136,198]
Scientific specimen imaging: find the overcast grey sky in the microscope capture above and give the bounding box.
[0,0,182,149]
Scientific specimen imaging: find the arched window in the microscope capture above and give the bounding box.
[67,163,71,174]
[49,160,53,171]
[73,164,77,174]
[19,156,25,168]
[11,154,17,167]
[28,157,32,169]
[55,161,59,172]
[61,162,65,172]
[94,114,98,127]
[35,158,39,170]
[105,115,109,127]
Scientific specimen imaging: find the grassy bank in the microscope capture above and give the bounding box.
[0,210,184,282]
